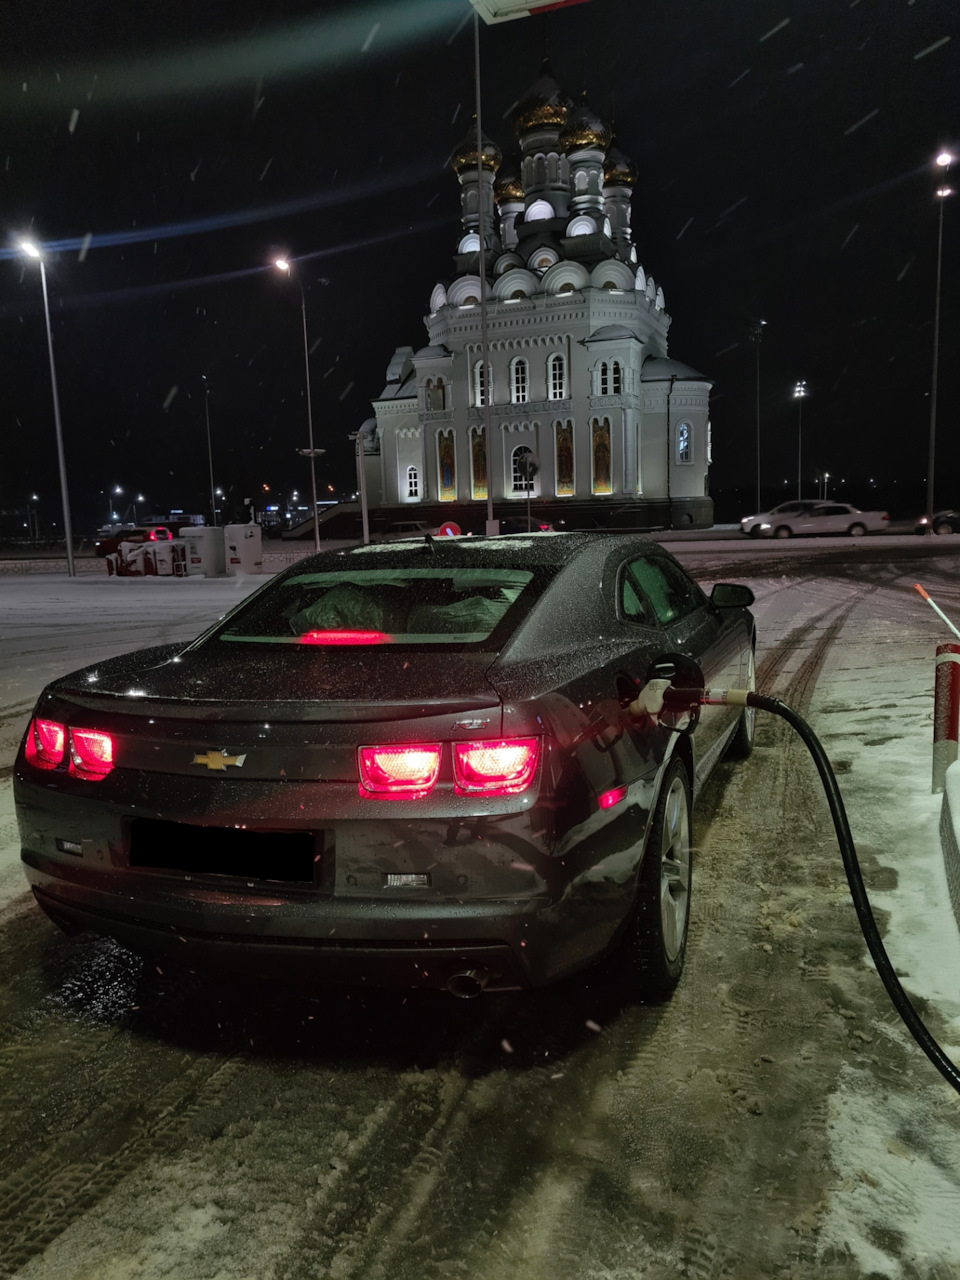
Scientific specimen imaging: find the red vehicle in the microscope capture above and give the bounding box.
[94,526,176,558]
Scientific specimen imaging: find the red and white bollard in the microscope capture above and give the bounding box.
[933,643,960,792]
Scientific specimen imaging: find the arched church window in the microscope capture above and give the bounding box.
[511,444,535,494]
[554,419,574,496]
[426,377,446,411]
[437,430,457,501]
[511,357,529,404]
[611,361,623,396]
[526,198,553,221]
[598,362,609,396]
[676,421,693,465]
[407,465,420,499]
[473,360,489,407]
[470,426,487,500]
[548,353,567,400]
[591,417,612,495]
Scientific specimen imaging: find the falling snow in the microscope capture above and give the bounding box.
[914,35,951,60]
[759,17,790,42]
[361,23,380,53]
[728,68,751,88]
[675,217,693,240]
[162,386,179,411]
[843,108,880,135]
[840,224,859,250]
[716,195,748,221]
[68,108,79,134]
[78,233,92,262]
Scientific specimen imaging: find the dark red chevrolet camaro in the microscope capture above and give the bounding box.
[15,533,755,999]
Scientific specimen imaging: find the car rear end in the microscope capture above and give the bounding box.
[15,545,648,993]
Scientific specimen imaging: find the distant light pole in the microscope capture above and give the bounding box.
[133,493,145,525]
[924,151,954,530]
[793,380,808,500]
[28,492,40,541]
[201,374,219,526]
[19,240,75,576]
[274,257,321,553]
[750,319,767,511]
[349,431,371,545]
[107,484,123,522]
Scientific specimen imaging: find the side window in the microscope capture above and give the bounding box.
[620,568,652,625]
[627,556,702,626]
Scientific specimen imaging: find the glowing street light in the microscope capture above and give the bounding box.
[19,240,75,575]
[274,257,321,552]
[925,150,954,529]
[793,380,808,500]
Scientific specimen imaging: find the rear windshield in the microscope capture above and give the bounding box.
[215,568,539,647]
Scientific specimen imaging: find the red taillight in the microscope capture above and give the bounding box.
[358,744,441,796]
[453,738,540,796]
[25,718,66,768]
[299,630,392,646]
[69,728,114,778]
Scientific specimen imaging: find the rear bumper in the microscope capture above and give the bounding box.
[17,778,653,991]
[30,882,528,991]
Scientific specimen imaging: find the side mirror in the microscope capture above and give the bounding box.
[710,582,755,608]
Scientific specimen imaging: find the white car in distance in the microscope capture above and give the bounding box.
[759,502,890,539]
[740,500,823,538]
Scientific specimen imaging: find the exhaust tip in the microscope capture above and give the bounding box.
[446,968,490,999]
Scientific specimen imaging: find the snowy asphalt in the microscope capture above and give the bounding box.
[1,536,959,1277]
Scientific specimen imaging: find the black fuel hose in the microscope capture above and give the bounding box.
[663,686,960,1096]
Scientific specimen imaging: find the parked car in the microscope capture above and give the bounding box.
[739,499,824,538]
[761,502,889,539]
[15,533,755,1001]
[915,510,960,536]
[94,525,176,557]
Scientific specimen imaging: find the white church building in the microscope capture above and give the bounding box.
[357,66,714,532]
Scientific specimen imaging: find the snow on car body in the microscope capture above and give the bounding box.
[14,533,755,998]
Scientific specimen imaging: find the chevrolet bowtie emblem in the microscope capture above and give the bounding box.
[193,749,247,771]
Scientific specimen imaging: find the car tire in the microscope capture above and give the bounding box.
[621,756,692,1002]
[749,526,763,539]
[774,525,792,539]
[934,521,953,536]
[726,645,756,761]
[848,523,866,537]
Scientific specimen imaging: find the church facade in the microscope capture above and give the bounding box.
[358,68,714,532]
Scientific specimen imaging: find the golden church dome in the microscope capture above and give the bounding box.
[513,65,572,137]
[495,171,524,203]
[559,102,612,152]
[449,122,502,176]
[603,144,638,186]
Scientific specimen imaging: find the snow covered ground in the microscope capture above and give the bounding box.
[1,555,959,1277]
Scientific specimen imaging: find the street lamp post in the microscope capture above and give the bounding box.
[750,319,767,513]
[349,431,371,545]
[925,152,954,530]
[793,380,808,501]
[201,375,218,526]
[274,258,321,553]
[107,484,123,523]
[20,241,75,576]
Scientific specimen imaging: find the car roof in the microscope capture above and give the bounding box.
[287,531,664,573]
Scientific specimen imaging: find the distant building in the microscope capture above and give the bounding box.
[359,66,713,532]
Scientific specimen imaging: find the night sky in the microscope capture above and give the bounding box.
[1,0,957,534]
